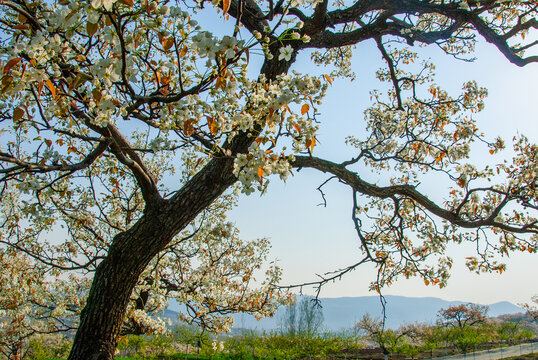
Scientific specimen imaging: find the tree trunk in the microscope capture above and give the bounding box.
[68,156,237,360]
[67,57,288,360]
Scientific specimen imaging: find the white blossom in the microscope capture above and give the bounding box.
[278,44,294,61]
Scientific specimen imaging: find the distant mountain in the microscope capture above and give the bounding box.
[167,296,523,331]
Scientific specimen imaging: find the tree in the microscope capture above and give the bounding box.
[297,297,324,337]
[436,303,491,352]
[523,296,538,322]
[442,325,490,353]
[416,324,445,357]
[0,0,537,359]
[354,314,417,359]
[495,320,533,345]
[279,296,324,337]
[437,303,488,329]
[279,297,299,336]
[0,249,85,359]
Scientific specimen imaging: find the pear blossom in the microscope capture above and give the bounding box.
[278,44,294,61]
[91,0,116,10]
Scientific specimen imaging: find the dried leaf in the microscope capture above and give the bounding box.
[3,57,22,74]
[13,107,25,122]
[118,0,134,6]
[183,119,197,136]
[87,22,98,37]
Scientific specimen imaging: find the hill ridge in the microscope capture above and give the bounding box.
[167,295,524,331]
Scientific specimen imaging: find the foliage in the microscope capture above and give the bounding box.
[171,323,211,352]
[116,333,185,358]
[494,321,535,345]
[0,0,537,357]
[435,304,492,352]
[354,314,418,354]
[223,330,362,359]
[27,334,72,360]
[439,324,493,353]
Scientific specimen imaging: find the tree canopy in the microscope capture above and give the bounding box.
[437,303,488,329]
[0,0,537,358]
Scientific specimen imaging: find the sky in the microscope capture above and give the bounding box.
[226,25,538,306]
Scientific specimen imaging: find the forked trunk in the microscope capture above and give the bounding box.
[67,209,174,360]
[67,59,285,360]
[67,156,238,360]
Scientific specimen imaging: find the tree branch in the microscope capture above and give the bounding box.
[0,140,108,175]
[292,155,537,234]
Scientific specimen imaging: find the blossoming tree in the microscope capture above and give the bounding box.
[0,0,537,358]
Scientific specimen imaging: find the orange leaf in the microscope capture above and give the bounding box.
[301,103,309,115]
[285,104,292,114]
[216,76,226,90]
[424,279,430,286]
[160,74,171,86]
[179,46,188,58]
[222,0,231,14]
[3,57,21,74]
[118,0,134,6]
[37,81,44,97]
[293,123,302,136]
[183,119,196,136]
[46,79,57,99]
[45,139,52,147]
[162,37,174,51]
[13,107,24,122]
[207,116,218,135]
[257,166,264,178]
[324,74,333,85]
[309,137,316,152]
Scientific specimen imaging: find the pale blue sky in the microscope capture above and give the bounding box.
[227,31,538,305]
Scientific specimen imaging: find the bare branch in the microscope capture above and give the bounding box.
[292,155,537,234]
